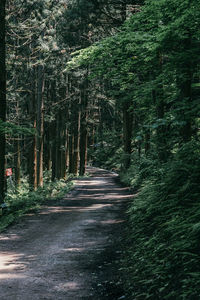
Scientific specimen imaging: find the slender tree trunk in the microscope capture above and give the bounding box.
[79,79,88,176]
[36,65,45,187]
[29,67,37,190]
[44,126,51,171]
[122,101,133,169]
[51,121,57,181]
[0,0,6,202]
[55,113,61,179]
[49,80,57,181]
[72,106,80,175]
[44,83,51,173]
[66,129,69,170]
[61,127,67,179]
[29,98,37,190]
[68,94,80,175]
[60,111,67,179]
[14,97,21,187]
[14,137,21,187]
[55,86,68,179]
[68,132,74,174]
[54,86,68,179]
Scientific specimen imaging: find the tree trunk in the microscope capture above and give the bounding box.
[14,137,21,187]
[29,68,37,190]
[61,130,67,179]
[55,86,67,179]
[68,133,74,174]
[51,121,57,181]
[66,129,69,170]
[79,79,88,176]
[72,110,80,175]
[68,96,80,175]
[36,65,45,187]
[55,113,61,179]
[0,0,6,202]
[122,101,133,170]
[44,126,51,171]
[60,111,67,179]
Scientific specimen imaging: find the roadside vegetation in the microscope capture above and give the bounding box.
[91,141,200,299]
[0,175,73,232]
[70,1,200,298]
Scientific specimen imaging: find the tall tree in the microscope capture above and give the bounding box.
[36,64,45,187]
[0,0,6,202]
[79,76,88,176]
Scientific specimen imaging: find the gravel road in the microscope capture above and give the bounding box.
[0,168,133,300]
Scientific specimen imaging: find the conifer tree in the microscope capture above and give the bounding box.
[0,0,6,202]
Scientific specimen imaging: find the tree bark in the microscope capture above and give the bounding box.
[44,126,51,171]
[0,0,6,202]
[51,121,57,181]
[29,67,37,190]
[68,132,74,174]
[122,101,133,170]
[79,79,88,176]
[72,104,80,175]
[68,93,80,175]
[60,110,67,179]
[14,137,21,187]
[36,65,45,187]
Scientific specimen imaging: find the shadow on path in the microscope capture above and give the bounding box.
[0,167,133,300]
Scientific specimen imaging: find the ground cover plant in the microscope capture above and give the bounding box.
[0,175,73,232]
[119,142,200,299]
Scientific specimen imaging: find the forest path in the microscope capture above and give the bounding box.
[0,167,133,300]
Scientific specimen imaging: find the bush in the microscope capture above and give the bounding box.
[120,154,159,190]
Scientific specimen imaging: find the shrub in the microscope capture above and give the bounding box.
[123,141,200,299]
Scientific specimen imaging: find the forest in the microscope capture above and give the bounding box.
[0,0,200,299]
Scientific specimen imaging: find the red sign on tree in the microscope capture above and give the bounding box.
[6,168,12,177]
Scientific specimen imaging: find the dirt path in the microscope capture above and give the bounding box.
[0,168,133,300]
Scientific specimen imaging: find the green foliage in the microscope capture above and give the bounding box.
[0,176,73,232]
[122,141,200,299]
[89,129,123,170]
[120,154,158,190]
[0,120,35,136]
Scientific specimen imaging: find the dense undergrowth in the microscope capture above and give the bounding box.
[0,174,73,232]
[92,141,200,299]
